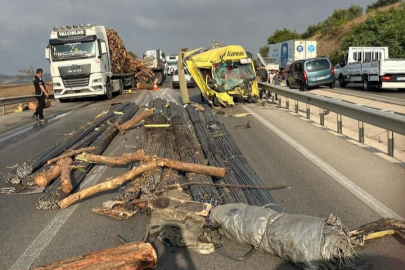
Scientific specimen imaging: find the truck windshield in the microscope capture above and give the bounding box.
[51,41,96,61]
[214,62,255,91]
[305,59,330,72]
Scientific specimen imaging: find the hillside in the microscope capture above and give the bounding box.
[312,2,403,63]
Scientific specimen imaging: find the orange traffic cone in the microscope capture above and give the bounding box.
[153,79,158,91]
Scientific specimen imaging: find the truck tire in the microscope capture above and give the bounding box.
[339,75,346,88]
[105,81,113,100]
[131,76,136,89]
[363,78,370,91]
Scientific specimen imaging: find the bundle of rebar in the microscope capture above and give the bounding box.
[36,103,138,210]
[170,102,221,206]
[186,105,248,204]
[201,104,281,211]
[139,98,167,200]
[11,104,128,184]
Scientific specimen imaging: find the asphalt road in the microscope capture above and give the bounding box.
[0,78,404,270]
[325,82,405,105]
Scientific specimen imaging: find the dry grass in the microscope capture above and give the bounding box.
[0,82,53,98]
[313,3,403,59]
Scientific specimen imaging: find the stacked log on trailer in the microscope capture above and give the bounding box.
[106,29,154,83]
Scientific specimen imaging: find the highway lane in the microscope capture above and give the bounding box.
[327,82,405,105]
[0,79,404,269]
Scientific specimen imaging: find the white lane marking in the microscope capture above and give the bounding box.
[242,104,403,220]
[10,119,130,270]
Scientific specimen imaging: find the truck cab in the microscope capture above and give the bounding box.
[46,24,123,101]
[143,50,166,85]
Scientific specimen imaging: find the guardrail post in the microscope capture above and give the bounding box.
[387,130,394,157]
[2,105,5,115]
[337,114,343,134]
[278,97,281,107]
[306,104,310,119]
[294,100,298,113]
[358,121,364,143]
[319,108,324,126]
[271,93,275,103]
[286,99,289,110]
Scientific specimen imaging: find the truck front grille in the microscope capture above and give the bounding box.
[63,77,89,88]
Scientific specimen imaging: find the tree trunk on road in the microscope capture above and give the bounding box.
[32,241,157,270]
[61,158,73,193]
[115,109,154,134]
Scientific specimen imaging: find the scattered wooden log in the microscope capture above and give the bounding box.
[78,149,145,166]
[115,109,155,134]
[34,160,63,187]
[137,83,154,90]
[191,103,205,111]
[61,158,73,193]
[59,161,159,209]
[79,151,225,177]
[46,146,97,165]
[58,158,225,209]
[28,99,51,111]
[32,241,157,270]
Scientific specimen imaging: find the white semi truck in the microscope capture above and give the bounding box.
[338,47,405,90]
[166,55,178,76]
[45,24,135,101]
[268,40,317,69]
[143,49,166,85]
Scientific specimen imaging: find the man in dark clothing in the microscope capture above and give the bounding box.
[33,68,49,124]
[258,64,268,82]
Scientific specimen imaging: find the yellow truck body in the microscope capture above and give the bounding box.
[184,45,259,106]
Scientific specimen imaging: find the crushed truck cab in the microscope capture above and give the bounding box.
[184,46,259,107]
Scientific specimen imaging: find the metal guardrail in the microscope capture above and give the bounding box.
[0,95,54,115]
[258,82,405,157]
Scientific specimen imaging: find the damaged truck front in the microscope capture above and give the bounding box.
[184,46,259,107]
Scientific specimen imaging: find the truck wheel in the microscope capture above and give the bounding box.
[339,75,346,88]
[105,81,113,100]
[363,78,370,91]
[131,76,136,89]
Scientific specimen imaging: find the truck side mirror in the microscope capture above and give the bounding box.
[45,47,50,61]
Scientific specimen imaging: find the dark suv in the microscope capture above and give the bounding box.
[286,57,335,90]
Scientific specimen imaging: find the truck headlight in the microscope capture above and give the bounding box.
[53,83,61,87]
[92,78,102,83]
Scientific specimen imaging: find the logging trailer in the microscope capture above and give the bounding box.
[45,24,136,101]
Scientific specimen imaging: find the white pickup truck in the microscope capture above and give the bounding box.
[338,47,405,90]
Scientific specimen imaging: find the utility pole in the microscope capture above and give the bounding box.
[178,47,190,104]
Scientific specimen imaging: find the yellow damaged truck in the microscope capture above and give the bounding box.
[184,45,259,107]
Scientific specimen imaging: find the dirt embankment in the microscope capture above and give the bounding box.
[313,3,403,60]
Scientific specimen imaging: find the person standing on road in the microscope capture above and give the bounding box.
[33,68,49,124]
[258,64,268,83]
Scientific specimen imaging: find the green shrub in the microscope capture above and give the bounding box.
[341,3,405,58]
[267,28,301,44]
[366,0,402,13]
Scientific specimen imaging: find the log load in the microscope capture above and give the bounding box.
[106,29,154,83]
[32,241,157,270]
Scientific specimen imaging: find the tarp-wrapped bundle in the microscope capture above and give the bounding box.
[106,29,154,82]
[210,204,356,270]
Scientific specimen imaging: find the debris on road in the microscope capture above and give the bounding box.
[234,120,251,129]
[32,241,157,270]
[115,108,155,134]
[210,203,356,270]
[229,112,252,118]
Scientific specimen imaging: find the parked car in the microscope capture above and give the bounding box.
[286,57,335,91]
[172,69,195,88]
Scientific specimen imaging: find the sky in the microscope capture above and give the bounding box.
[0,0,375,75]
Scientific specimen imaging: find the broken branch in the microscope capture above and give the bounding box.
[78,149,145,166]
[34,160,63,187]
[46,146,97,165]
[61,158,73,193]
[115,109,154,134]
